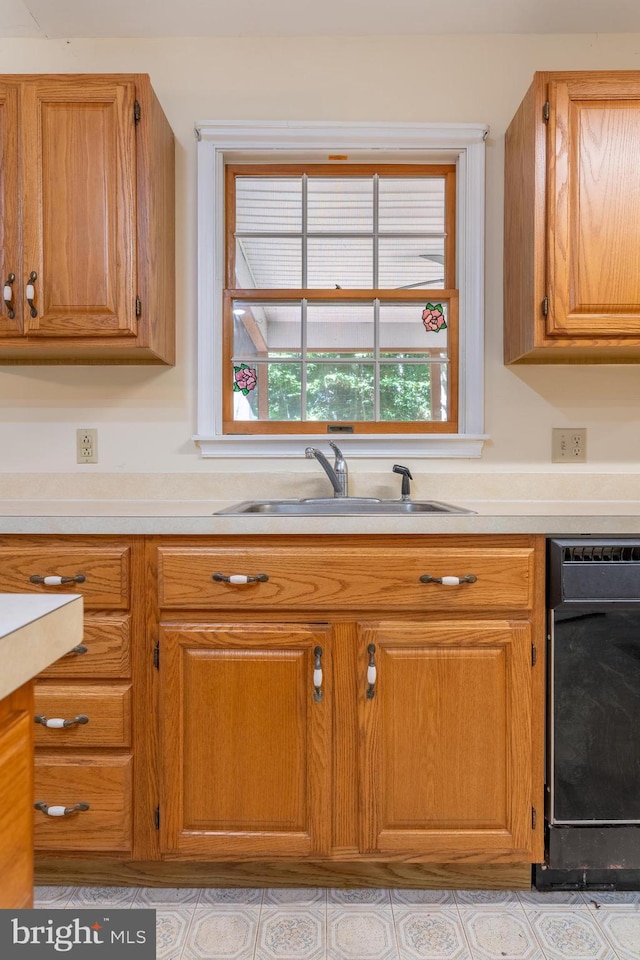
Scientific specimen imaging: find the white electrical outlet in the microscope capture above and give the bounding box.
[552,428,586,463]
[76,428,98,464]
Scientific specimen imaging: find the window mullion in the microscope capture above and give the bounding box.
[373,174,379,288]
[373,177,380,421]
[301,174,308,288]
[374,297,380,421]
[301,298,308,421]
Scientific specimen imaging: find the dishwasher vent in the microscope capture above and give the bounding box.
[562,544,640,563]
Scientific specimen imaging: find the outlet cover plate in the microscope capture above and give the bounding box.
[76,428,98,464]
[552,427,586,463]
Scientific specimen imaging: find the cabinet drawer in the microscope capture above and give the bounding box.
[157,543,535,612]
[34,684,131,748]
[0,545,130,609]
[34,754,132,852]
[39,616,131,679]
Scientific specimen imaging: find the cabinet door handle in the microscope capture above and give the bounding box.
[34,801,90,817]
[366,643,377,699]
[420,573,478,586]
[29,574,86,586]
[26,270,38,318]
[212,572,269,584]
[313,645,323,702]
[34,714,89,729]
[3,273,15,319]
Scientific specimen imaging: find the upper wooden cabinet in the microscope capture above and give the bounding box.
[504,71,640,363]
[0,74,175,364]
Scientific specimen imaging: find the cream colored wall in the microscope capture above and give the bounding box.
[1,33,640,480]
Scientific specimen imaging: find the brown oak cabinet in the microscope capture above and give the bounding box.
[0,533,544,888]
[0,74,175,364]
[0,536,144,857]
[0,683,33,907]
[504,71,640,363]
[154,535,545,882]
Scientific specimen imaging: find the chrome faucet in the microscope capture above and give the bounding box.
[305,441,349,497]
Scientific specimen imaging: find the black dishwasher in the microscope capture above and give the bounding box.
[536,538,640,890]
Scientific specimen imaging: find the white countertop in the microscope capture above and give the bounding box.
[0,594,84,699]
[2,498,640,535]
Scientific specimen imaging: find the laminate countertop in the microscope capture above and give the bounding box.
[0,593,83,699]
[1,498,640,535]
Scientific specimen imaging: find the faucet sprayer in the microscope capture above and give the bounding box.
[392,464,413,501]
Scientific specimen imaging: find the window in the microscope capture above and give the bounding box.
[195,122,487,457]
[227,165,457,435]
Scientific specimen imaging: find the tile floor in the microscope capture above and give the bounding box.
[33,885,640,960]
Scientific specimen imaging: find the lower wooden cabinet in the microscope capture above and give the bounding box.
[0,685,33,908]
[151,535,543,870]
[357,620,533,861]
[0,532,543,884]
[34,754,132,852]
[159,623,332,858]
[0,536,142,860]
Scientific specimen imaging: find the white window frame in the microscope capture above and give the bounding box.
[194,120,488,458]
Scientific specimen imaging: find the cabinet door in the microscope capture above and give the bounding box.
[20,77,138,338]
[0,690,33,908]
[358,620,534,861]
[547,78,640,339]
[0,80,21,336]
[159,623,332,858]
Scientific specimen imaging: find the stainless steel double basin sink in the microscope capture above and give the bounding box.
[216,497,475,516]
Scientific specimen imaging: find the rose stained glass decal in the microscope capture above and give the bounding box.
[422,303,447,332]
[233,363,257,395]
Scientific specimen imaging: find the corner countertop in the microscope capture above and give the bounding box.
[2,498,640,535]
[0,594,84,699]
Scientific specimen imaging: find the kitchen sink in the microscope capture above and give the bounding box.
[216,498,476,516]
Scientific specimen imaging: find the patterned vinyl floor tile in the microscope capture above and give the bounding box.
[33,885,78,907]
[182,905,261,960]
[133,886,201,908]
[257,905,325,960]
[64,885,139,908]
[155,906,197,960]
[593,907,640,960]
[457,904,545,960]
[525,906,618,960]
[327,904,398,960]
[393,904,472,960]
[36,884,640,959]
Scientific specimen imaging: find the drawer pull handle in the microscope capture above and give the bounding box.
[26,270,37,318]
[29,574,86,586]
[212,572,269,584]
[64,644,88,656]
[34,801,90,817]
[313,645,323,702]
[420,573,478,586]
[34,714,89,729]
[366,643,377,699]
[3,272,15,318]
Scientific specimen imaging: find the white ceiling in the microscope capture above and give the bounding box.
[3,0,640,39]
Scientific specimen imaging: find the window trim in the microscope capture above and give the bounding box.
[194,120,488,458]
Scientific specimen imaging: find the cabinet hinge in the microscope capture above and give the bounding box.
[543,100,550,123]
[153,640,160,670]
[532,806,537,829]
[541,296,549,317]
[134,100,141,124]
[531,642,537,667]
[154,806,160,830]
[136,297,142,317]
